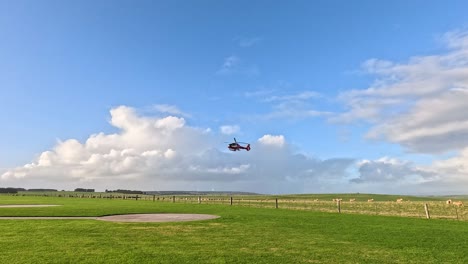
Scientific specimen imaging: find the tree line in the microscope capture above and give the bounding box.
[0,188,57,193]
[105,189,144,194]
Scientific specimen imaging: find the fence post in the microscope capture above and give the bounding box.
[230,197,233,206]
[337,200,341,213]
[424,203,430,219]
[455,207,459,220]
[153,195,156,202]
[173,196,175,203]
[136,195,139,201]
[275,198,278,209]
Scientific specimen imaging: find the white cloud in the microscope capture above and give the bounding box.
[263,91,321,102]
[432,147,468,185]
[237,36,262,47]
[261,101,332,120]
[258,135,285,147]
[222,55,239,69]
[351,157,436,184]
[1,106,354,193]
[190,164,251,175]
[153,104,190,117]
[217,55,240,75]
[337,30,468,193]
[217,55,259,75]
[220,125,240,135]
[349,153,468,194]
[336,29,468,153]
[366,89,468,153]
[443,29,468,49]
[248,90,330,120]
[1,106,204,183]
[244,89,275,98]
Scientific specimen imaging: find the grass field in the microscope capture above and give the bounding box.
[0,195,468,263]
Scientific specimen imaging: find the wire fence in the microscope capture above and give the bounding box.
[170,197,467,221]
[2,193,466,221]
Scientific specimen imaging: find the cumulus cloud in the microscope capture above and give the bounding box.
[1,106,354,193]
[351,157,436,184]
[348,154,468,194]
[220,125,240,135]
[2,106,199,183]
[153,104,190,117]
[336,29,468,154]
[258,135,285,147]
[432,147,468,185]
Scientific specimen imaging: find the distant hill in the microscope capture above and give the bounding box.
[145,191,261,196]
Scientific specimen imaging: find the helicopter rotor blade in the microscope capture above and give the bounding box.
[224,138,248,144]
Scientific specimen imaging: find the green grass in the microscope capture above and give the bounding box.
[0,196,467,263]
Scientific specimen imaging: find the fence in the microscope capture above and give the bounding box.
[2,193,466,221]
[173,197,467,220]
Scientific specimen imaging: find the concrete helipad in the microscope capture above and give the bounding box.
[0,213,220,222]
[97,214,220,222]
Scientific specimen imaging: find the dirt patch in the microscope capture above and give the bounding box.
[0,204,61,208]
[97,214,220,222]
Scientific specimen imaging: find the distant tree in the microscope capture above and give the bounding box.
[74,188,95,192]
[105,189,143,194]
[0,187,24,193]
[27,189,57,192]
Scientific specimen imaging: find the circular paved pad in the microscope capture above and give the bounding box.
[97,213,220,222]
[0,213,220,222]
[0,205,219,222]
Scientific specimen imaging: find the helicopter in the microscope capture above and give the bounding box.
[226,138,251,151]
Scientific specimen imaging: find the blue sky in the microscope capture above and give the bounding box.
[2,1,468,194]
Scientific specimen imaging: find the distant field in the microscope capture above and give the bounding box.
[0,195,467,263]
